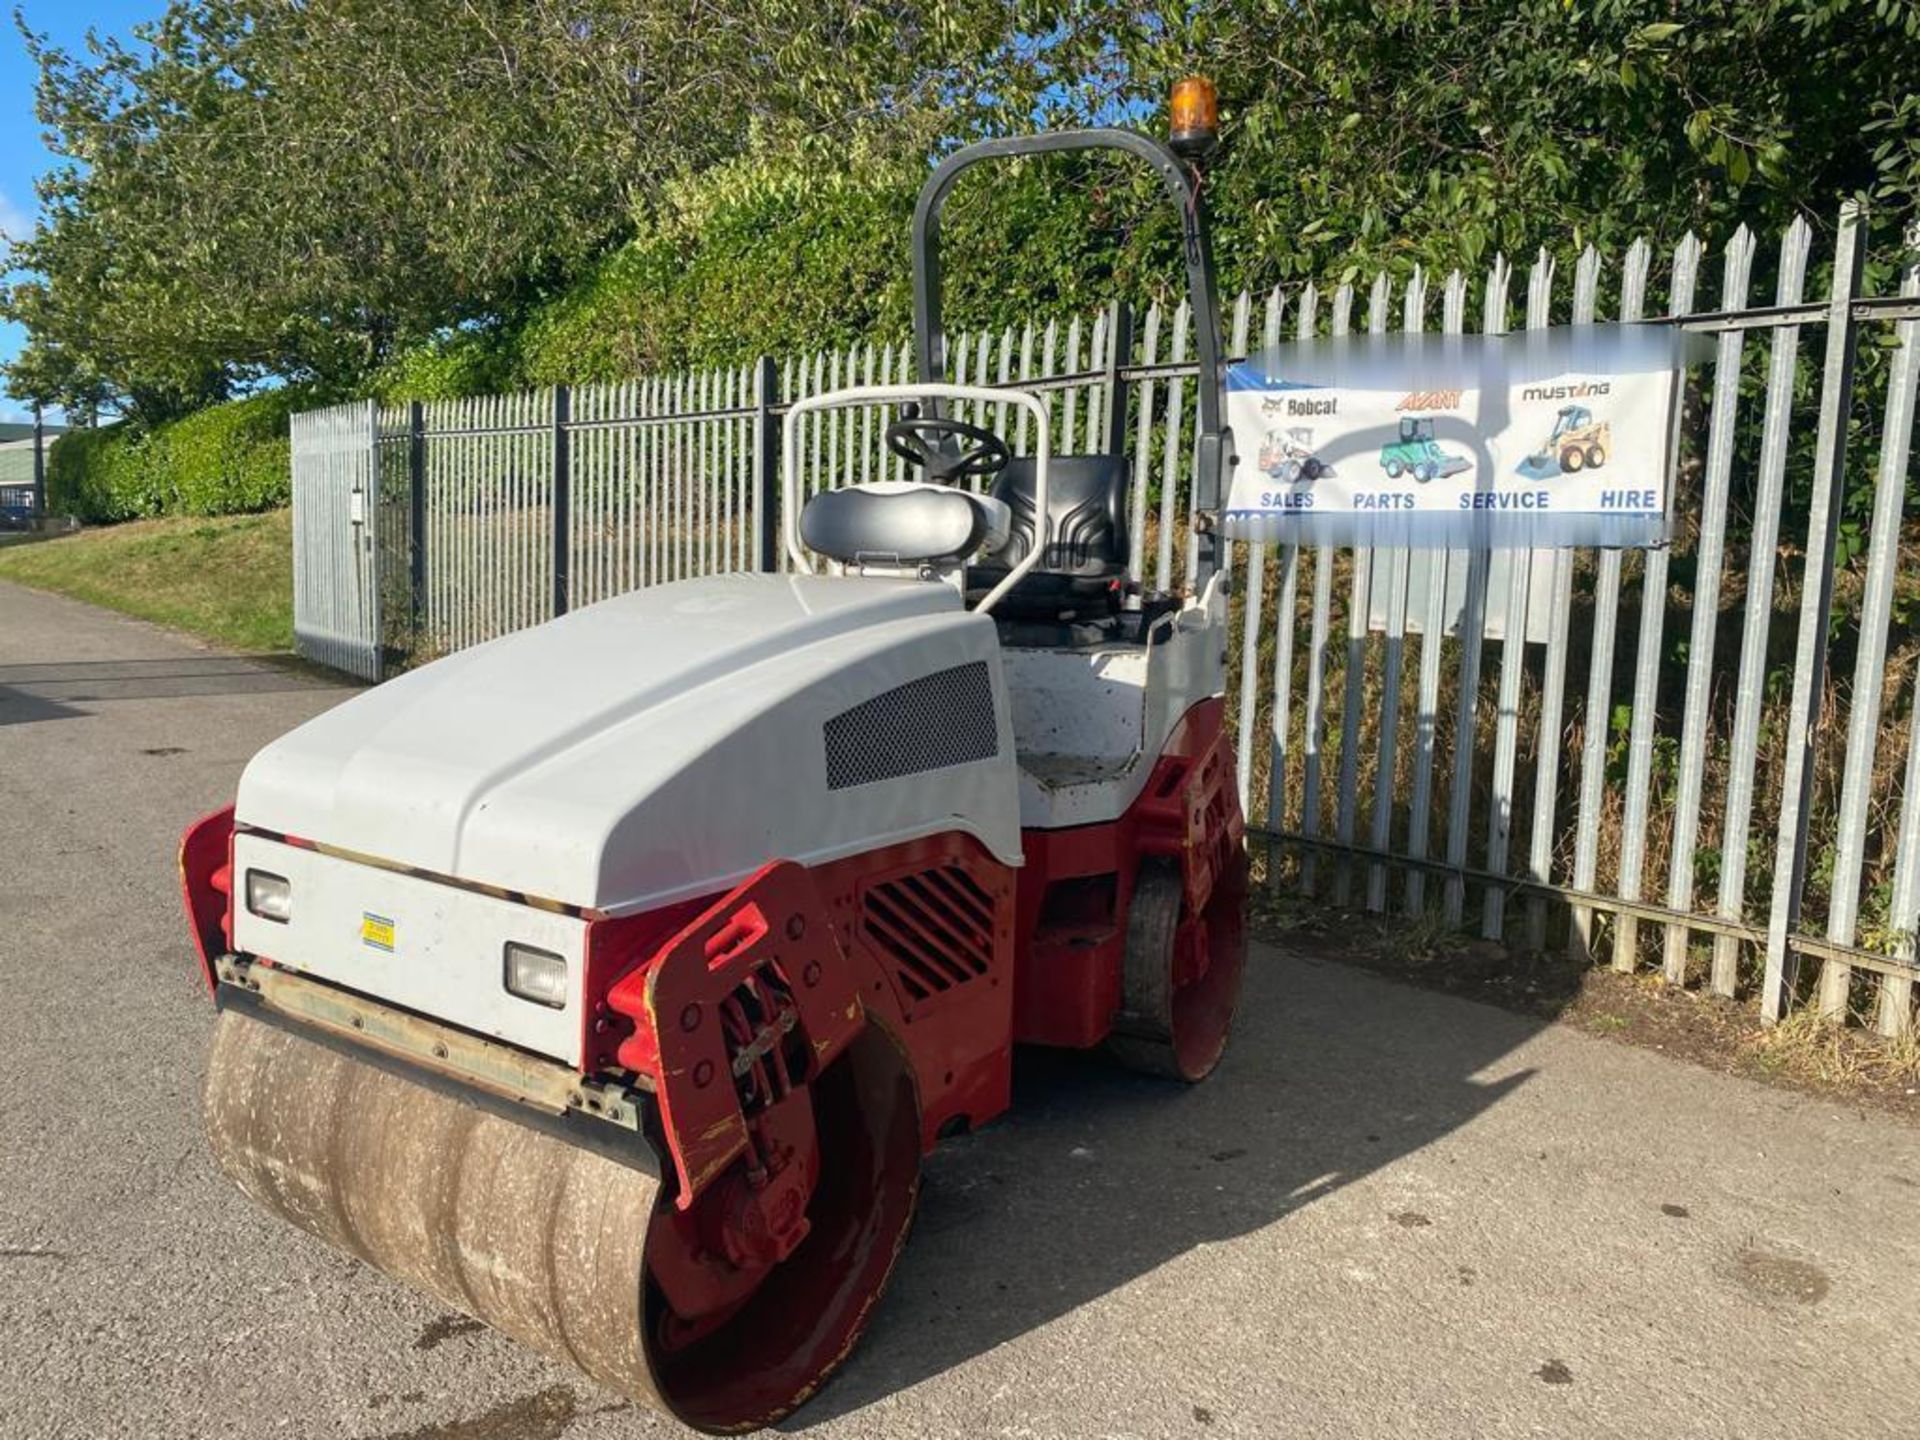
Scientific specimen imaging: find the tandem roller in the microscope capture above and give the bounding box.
[182,82,1247,1432]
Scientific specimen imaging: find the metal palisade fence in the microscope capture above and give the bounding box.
[290,201,1920,1033]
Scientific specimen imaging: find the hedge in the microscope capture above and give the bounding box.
[371,147,1178,398]
[46,391,296,523]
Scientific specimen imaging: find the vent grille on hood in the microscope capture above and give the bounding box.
[824,661,998,790]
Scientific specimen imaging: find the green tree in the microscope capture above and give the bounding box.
[429,0,1920,385]
[1060,0,1920,287]
[3,0,1052,418]
[6,0,1914,418]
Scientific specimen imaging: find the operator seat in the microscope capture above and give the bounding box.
[967,454,1131,620]
[800,482,1012,568]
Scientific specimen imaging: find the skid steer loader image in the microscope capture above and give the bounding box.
[1258,425,1333,482]
[179,106,1248,1434]
[1531,404,1611,474]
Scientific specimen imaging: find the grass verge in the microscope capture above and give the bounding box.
[0,510,293,652]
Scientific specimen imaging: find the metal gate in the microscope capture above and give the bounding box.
[291,400,383,681]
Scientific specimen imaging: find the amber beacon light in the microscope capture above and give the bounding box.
[1168,75,1220,159]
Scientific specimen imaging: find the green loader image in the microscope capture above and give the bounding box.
[1379,415,1470,482]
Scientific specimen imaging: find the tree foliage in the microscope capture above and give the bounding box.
[1127,0,1920,284]
[4,0,1045,418]
[366,141,1193,389]
[6,0,1917,420]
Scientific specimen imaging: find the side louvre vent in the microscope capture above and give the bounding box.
[859,865,998,1001]
[824,661,998,790]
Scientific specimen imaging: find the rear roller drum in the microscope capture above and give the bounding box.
[205,1010,920,1434]
[1108,854,1248,1082]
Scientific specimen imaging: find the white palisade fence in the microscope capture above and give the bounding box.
[291,202,1920,1033]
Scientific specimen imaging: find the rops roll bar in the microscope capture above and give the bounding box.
[909,127,1231,590]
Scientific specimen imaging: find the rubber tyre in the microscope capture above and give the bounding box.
[1586,445,1605,469]
[1561,446,1585,473]
[1384,459,1403,479]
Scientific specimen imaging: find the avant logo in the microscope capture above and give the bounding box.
[1522,380,1613,402]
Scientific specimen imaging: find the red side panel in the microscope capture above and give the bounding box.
[579,894,713,1074]
[812,832,1017,1147]
[592,833,1020,1164]
[605,861,864,1208]
[179,805,236,992]
[589,701,1236,1174]
[1014,822,1129,1049]
[1011,697,1240,1049]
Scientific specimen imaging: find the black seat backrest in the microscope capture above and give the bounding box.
[970,456,1130,617]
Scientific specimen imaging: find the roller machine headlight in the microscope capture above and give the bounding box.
[179,103,1248,1433]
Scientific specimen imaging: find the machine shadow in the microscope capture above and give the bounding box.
[0,656,334,707]
[790,941,1553,1426]
[0,681,86,726]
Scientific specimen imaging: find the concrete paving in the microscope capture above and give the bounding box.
[3,575,1918,1440]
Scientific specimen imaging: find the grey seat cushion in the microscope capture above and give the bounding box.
[800,483,1011,565]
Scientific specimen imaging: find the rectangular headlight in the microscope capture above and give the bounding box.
[245,869,292,923]
[503,942,567,1009]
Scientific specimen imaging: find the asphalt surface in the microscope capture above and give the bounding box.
[4,576,1920,1440]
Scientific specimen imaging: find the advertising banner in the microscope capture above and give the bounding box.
[1222,325,1688,548]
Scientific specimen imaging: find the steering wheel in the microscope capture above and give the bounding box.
[884,409,1012,483]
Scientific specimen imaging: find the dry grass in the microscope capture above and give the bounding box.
[1744,1010,1920,1089]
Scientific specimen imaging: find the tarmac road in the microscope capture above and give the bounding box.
[4,576,1919,1440]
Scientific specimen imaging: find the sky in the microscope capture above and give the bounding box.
[0,2,158,424]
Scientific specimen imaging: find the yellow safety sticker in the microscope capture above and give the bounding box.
[360,912,395,953]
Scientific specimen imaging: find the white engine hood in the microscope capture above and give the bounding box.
[237,573,1020,911]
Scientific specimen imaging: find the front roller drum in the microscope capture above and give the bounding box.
[204,1008,920,1433]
